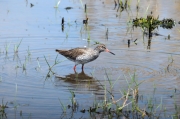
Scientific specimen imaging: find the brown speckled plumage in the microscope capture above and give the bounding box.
[56,48,87,61]
[55,44,115,71]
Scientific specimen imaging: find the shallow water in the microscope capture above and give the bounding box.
[0,0,180,118]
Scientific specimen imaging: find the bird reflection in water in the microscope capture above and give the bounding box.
[55,70,102,91]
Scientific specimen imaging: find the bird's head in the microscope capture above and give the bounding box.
[95,44,115,55]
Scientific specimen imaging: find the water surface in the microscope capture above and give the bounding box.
[0,0,180,118]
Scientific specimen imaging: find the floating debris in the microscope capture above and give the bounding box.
[134,39,137,45]
[65,7,73,10]
[80,109,86,113]
[106,28,108,40]
[128,39,130,47]
[61,17,64,32]
[168,34,170,39]
[61,17,64,25]
[83,18,88,24]
[30,3,34,7]
[84,4,87,13]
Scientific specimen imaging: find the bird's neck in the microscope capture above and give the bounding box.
[94,48,101,53]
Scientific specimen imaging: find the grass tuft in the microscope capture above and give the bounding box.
[14,39,22,53]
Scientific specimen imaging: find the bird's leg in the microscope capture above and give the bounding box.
[82,64,84,71]
[73,65,77,71]
[73,70,77,74]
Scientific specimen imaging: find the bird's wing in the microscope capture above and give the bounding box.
[67,48,88,60]
[56,48,88,61]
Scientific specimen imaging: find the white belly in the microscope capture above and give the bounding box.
[75,51,99,65]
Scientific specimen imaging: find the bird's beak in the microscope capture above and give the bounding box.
[105,49,115,55]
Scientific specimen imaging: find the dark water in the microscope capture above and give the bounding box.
[0,0,180,118]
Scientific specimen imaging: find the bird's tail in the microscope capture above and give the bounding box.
[55,49,60,52]
[55,49,62,53]
[55,49,67,55]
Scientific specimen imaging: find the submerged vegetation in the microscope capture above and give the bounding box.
[58,72,179,118]
[132,15,175,37]
[0,99,8,118]
[14,39,22,53]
